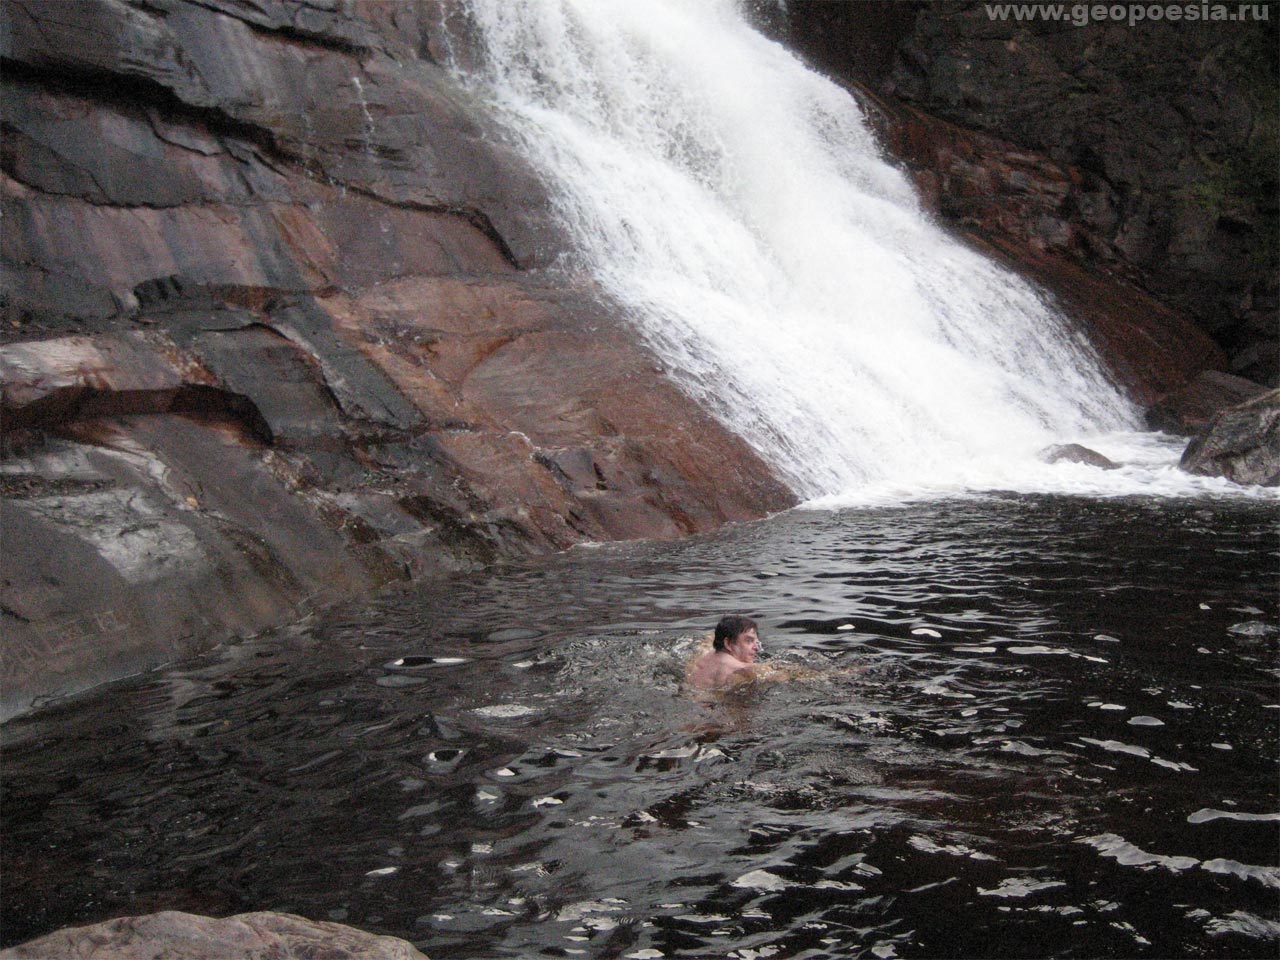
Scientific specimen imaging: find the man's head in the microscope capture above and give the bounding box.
[713,615,759,652]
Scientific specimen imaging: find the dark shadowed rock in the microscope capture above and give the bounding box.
[1146,370,1270,435]
[877,4,1278,387]
[1040,443,1119,470]
[1180,389,1280,487]
[851,87,1225,405]
[0,910,428,959]
[773,2,1278,387]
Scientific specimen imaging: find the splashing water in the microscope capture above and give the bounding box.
[450,0,1267,503]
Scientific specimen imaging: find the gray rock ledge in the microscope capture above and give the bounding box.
[0,910,429,960]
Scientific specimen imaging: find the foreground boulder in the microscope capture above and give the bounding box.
[0,911,427,960]
[1180,389,1280,487]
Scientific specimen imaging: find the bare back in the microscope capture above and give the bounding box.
[685,649,757,689]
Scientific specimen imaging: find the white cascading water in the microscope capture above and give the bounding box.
[451,0,1262,503]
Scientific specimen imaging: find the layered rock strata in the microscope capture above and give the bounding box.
[0,0,793,719]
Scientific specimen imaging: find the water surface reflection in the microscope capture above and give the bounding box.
[3,495,1278,958]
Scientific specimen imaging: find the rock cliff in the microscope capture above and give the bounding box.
[0,0,793,719]
[2,0,1269,718]
[769,0,1278,389]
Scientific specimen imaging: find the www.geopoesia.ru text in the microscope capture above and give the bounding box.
[984,3,1272,26]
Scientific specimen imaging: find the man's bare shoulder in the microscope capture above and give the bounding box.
[685,650,752,690]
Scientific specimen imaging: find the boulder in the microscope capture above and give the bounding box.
[0,910,427,960]
[1146,370,1270,435]
[1180,389,1280,487]
[1039,443,1119,470]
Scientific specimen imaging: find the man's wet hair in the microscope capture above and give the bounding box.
[713,614,758,651]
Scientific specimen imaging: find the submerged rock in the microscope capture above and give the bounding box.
[1039,443,1119,470]
[1179,389,1280,487]
[1227,620,1278,638]
[0,911,428,960]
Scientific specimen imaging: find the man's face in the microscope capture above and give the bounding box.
[725,627,760,663]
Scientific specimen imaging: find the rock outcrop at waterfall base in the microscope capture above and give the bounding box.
[1146,370,1270,435]
[1180,389,1280,487]
[0,0,793,720]
[0,910,428,960]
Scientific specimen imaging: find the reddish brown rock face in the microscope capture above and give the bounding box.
[1147,370,1270,435]
[0,0,793,718]
[3,0,1265,717]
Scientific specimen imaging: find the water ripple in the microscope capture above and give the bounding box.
[2,497,1276,958]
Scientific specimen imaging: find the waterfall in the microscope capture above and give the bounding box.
[451,0,1155,502]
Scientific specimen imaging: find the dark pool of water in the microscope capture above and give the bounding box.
[3,494,1278,958]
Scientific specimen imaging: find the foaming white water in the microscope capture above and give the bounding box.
[810,431,1278,507]
[453,0,1267,502]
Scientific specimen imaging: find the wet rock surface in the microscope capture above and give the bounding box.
[1180,388,1280,487]
[883,3,1278,387]
[857,93,1227,406]
[1039,443,1118,470]
[0,0,793,718]
[3,0,1272,720]
[1146,369,1271,435]
[0,910,429,960]
[772,1,1277,387]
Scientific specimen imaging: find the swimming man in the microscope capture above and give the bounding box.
[686,615,762,689]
